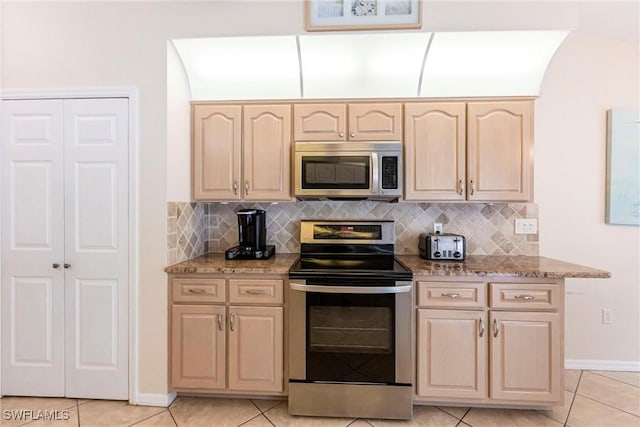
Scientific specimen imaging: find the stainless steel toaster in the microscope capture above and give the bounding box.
[419,233,466,261]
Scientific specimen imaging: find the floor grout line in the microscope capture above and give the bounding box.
[588,370,640,389]
[572,392,640,419]
[167,407,179,427]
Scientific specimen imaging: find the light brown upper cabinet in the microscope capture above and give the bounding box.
[293,103,402,141]
[467,101,533,201]
[404,100,533,202]
[192,104,292,201]
[404,103,467,201]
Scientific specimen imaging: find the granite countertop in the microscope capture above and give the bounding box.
[164,252,300,274]
[396,255,611,279]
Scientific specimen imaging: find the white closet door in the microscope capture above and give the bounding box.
[1,100,66,396]
[63,98,129,399]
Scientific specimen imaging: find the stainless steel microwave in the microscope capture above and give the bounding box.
[293,141,403,201]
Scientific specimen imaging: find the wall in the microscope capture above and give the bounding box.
[536,33,640,367]
[2,1,638,402]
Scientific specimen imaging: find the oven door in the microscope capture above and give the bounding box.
[289,279,412,386]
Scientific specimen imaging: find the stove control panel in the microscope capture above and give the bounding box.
[419,233,466,261]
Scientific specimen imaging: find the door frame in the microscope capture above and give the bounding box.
[0,87,140,404]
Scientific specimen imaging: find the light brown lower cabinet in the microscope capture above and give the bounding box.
[169,275,284,394]
[416,279,563,406]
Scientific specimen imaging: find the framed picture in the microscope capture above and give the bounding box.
[605,109,640,226]
[306,0,422,31]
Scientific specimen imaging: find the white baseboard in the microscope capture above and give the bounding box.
[565,359,640,372]
[135,392,177,407]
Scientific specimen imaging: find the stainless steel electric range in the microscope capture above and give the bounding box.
[288,220,413,420]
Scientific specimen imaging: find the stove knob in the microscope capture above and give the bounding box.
[434,251,441,258]
[454,251,462,258]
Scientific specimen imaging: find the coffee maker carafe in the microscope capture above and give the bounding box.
[225,209,275,260]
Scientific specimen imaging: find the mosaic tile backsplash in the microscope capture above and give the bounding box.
[167,201,539,265]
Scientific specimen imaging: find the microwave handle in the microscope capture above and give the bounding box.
[371,152,379,193]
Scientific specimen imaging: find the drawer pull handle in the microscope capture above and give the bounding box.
[515,294,536,300]
[217,312,224,331]
[493,318,499,337]
[187,288,208,294]
[441,293,462,298]
[479,318,485,338]
[230,312,236,332]
[245,289,267,295]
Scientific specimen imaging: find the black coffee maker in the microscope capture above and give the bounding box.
[225,209,275,260]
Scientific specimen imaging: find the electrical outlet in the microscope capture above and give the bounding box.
[602,309,613,324]
[515,218,538,235]
[433,223,443,234]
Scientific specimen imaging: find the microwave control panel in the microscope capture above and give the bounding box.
[381,156,398,189]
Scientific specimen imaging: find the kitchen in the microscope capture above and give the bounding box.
[1,1,639,426]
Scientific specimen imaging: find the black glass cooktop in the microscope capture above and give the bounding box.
[289,254,412,281]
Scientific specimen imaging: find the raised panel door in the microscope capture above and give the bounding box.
[490,311,561,402]
[293,104,346,141]
[192,105,242,200]
[63,98,129,399]
[348,103,402,141]
[467,102,532,201]
[243,105,292,201]
[1,99,65,396]
[417,309,487,400]
[228,306,283,393]
[404,103,466,200]
[171,305,226,390]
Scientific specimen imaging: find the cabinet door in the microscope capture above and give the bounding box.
[294,104,346,141]
[192,105,242,200]
[417,309,487,399]
[228,306,283,393]
[467,101,532,201]
[171,305,226,390]
[348,103,402,141]
[243,105,292,201]
[404,103,466,201]
[490,311,561,402]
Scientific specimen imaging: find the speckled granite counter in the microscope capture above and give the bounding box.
[396,255,610,279]
[165,253,299,274]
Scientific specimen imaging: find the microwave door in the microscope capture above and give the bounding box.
[295,152,376,197]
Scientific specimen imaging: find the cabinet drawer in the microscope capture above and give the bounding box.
[229,279,283,304]
[490,283,559,310]
[172,278,226,303]
[418,282,486,308]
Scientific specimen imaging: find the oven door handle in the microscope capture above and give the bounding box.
[290,282,412,294]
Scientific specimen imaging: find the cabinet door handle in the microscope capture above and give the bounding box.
[350,132,356,138]
[245,181,249,196]
[245,289,267,295]
[217,312,224,331]
[469,180,475,195]
[441,293,462,298]
[459,180,464,196]
[339,132,344,138]
[64,263,71,269]
[230,312,236,332]
[233,179,238,195]
[515,294,536,300]
[479,318,485,337]
[187,288,208,294]
[493,318,499,337]
[53,263,60,269]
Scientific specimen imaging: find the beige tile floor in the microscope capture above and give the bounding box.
[1,370,638,427]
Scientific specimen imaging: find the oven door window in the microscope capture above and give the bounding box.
[306,291,395,384]
[301,156,370,189]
